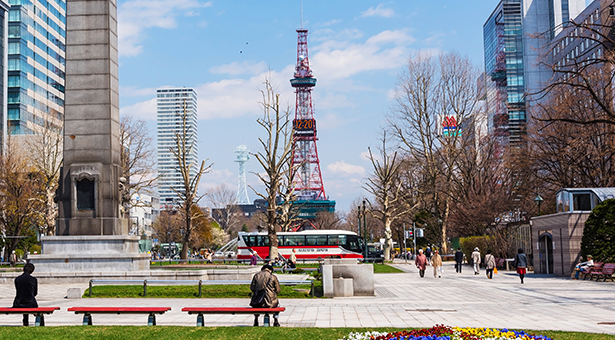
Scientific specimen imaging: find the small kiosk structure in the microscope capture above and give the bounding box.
[530,188,615,277]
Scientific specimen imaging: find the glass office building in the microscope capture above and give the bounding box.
[156,87,198,210]
[6,0,65,137]
[483,0,585,146]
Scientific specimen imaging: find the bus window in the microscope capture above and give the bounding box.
[278,236,284,246]
[346,235,361,253]
[284,235,306,246]
[306,235,327,246]
[328,235,346,246]
[257,235,270,247]
[247,236,256,247]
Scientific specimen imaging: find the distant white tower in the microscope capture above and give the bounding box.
[234,145,250,204]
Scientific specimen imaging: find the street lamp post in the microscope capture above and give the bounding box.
[358,200,367,260]
[534,195,544,216]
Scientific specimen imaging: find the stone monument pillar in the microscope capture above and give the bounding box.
[57,0,123,235]
[30,0,149,272]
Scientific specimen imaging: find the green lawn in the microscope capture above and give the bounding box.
[84,282,323,299]
[0,326,611,340]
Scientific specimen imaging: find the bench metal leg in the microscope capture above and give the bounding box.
[83,313,92,326]
[35,314,44,326]
[196,313,204,327]
[263,313,270,327]
[148,313,156,326]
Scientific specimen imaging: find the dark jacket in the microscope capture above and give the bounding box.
[515,253,528,268]
[455,250,463,263]
[13,272,38,308]
[250,269,280,308]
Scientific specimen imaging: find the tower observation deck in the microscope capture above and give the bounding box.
[289,28,335,230]
[290,29,326,201]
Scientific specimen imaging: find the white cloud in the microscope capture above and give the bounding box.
[118,0,212,57]
[209,61,268,76]
[120,86,157,97]
[311,29,414,80]
[120,97,156,120]
[360,3,395,18]
[327,161,366,176]
[199,168,236,194]
[196,65,296,120]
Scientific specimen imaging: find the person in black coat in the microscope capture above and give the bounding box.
[13,263,38,326]
[454,248,464,273]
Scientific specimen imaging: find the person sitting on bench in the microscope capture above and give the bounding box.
[574,255,594,280]
[250,263,281,326]
[13,262,38,326]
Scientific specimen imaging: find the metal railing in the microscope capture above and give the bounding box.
[88,279,315,298]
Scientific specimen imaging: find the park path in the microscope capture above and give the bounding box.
[0,261,613,334]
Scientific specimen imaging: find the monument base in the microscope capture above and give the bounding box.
[29,235,150,272]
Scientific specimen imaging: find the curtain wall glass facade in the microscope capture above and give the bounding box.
[7,0,65,135]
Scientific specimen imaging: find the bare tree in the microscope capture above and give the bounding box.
[363,132,410,261]
[170,100,212,260]
[120,115,157,214]
[313,211,343,230]
[535,3,615,126]
[252,79,295,259]
[24,121,62,235]
[390,51,481,253]
[207,184,243,234]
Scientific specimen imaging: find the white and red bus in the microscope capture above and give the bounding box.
[237,230,364,260]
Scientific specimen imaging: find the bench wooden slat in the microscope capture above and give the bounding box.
[181,306,286,327]
[182,307,285,314]
[0,307,59,314]
[68,307,171,314]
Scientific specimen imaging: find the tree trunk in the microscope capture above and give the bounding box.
[383,218,393,261]
[267,222,278,260]
[180,210,191,260]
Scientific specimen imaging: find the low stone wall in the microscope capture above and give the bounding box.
[322,259,374,297]
[0,267,261,284]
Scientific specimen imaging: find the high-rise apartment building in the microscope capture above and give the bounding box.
[6,0,65,138]
[156,87,198,210]
[483,0,585,146]
[0,0,11,149]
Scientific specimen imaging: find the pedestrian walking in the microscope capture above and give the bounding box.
[415,249,427,278]
[9,250,16,268]
[454,248,463,273]
[472,247,481,275]
[250,250,258,266]
[514,248,528,284]
[431,250,443,278]
[425,247,432,264]
[289,249,297,269]
[484,250,496,279]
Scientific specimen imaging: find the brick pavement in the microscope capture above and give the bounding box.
[0,261,613,334]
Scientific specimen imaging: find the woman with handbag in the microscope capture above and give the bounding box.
[484,250,496,279]
[250,264,281,326]
[514,248,528,284]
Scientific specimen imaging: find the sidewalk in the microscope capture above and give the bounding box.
[0,262,613,334]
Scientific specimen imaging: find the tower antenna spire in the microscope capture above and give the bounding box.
[300,0,303,29]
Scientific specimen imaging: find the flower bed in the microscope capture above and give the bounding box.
[342,325,553,340]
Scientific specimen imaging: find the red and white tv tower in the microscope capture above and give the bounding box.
[290,28,326,201]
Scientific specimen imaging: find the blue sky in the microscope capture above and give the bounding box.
[116,1,507,213]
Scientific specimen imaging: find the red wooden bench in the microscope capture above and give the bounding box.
[67,307,171,325]
[181,307,286,327]
[0,307,60,326]
[588,262,606,281]
[594,263,615,282]
[580,262,602,280]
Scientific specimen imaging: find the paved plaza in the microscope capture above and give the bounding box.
[0,261,614,334]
